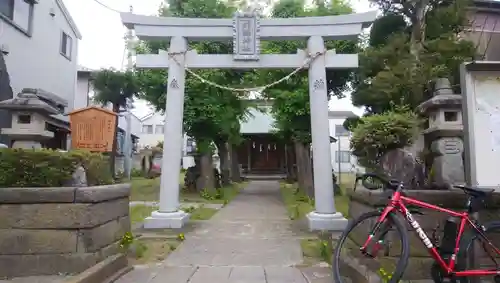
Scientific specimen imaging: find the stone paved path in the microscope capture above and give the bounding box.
[117,181,333,283]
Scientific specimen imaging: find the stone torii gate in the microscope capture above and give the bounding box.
[121,11,375,230]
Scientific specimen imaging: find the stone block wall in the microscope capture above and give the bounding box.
[0,183,131,278]
[349,188,500,280]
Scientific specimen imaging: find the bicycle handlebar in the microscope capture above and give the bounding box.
[356,172,401,191]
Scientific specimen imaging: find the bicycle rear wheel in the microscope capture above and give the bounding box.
[332,210,410,283]
[458,221,500,283]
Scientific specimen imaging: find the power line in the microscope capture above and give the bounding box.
[92,0,123,13]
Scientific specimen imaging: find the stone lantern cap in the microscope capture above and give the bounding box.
[0,90,60,114]
[417,78,462,114]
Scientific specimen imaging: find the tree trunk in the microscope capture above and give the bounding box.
[285,143,296,183]
[215,140,231,186]
[409,0,429,61]
[301,143,314,198]
[229,143,241,182]
[192,154,204,192]
[110,104,120,179]
[294,141,305,192]
[200,152,215,192]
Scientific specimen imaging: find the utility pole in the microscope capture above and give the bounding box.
[123,5,135,180]
[337,135,342,185]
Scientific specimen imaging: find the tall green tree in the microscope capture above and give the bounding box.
[351,0,476,114]
[135,0,254,189]
[259,0,358,196]
[92,69,140,177]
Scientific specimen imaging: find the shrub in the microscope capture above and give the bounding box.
[0,149,79,187]
[350,109,422,169]
[68,150,113,185]
[0,148,113,187]
[131,168,143,178]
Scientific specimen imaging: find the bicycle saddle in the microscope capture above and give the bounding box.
[453,185,494,197]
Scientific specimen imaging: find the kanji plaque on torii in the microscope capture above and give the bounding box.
[233,11,260,61]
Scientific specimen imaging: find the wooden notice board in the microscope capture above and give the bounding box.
[69,106,117,152]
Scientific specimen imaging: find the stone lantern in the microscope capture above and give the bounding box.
[417,78,464,186]
[0,90,60,149]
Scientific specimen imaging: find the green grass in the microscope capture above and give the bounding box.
[127,238,180,265]
[190,207,218,220]
[130,172,185,201]
[130,205,157,224]
[280,183,314,220]
[300,233,334,264]
[335,194,350,217]
[130,178,161,201]
[336,172,356,217]
[130,172,245,204]
[181,182,246,204]
[337,172,356,188]
[280,173,354,220]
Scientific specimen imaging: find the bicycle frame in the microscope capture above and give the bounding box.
[362,190,500,277]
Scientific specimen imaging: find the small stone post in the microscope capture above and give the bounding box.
[417,78,465,186]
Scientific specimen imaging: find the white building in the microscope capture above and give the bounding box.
[328,110,359,173]
[139,99,361,173]
[0,0,81,147]
[138,112,166,148]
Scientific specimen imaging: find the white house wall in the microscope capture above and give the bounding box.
[240,106,275,134]
[138,112,166,148]
[329,118,358,173]
[117,113,141,137]
[74,75,91,110]
[3,0,79,112]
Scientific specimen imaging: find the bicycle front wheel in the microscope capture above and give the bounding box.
[332,210,410,283]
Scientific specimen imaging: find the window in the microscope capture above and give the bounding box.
[155,125,164,134]
[335,124,349,136]
[142,125,153,134]
[0,0,33,34]
[60,32,72,59]
[186,137,196,154]
[444,111,458,122]
[17,114,31,124]
[335,151,351,163]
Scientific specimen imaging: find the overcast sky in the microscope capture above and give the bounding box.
[63,0,374,118]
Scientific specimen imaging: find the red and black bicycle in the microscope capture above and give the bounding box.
[332,172,500,283]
